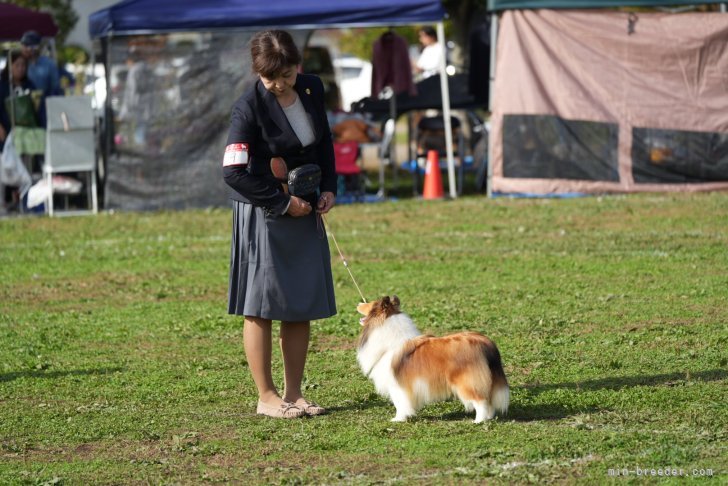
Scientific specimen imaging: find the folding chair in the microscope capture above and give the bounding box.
[44,95,98,216]
[415,115,466,195]
[333,140,363,202]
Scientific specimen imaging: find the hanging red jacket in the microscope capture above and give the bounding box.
[371,31,416,98]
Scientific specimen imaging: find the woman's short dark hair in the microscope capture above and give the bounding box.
[1,50,24,81]
[420,26,437,39]
[250,30,301,78]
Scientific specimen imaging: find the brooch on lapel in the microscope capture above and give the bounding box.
[305,88,311,95]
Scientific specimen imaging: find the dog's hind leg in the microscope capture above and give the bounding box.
[453,385,491,423]
[472,400,494,423]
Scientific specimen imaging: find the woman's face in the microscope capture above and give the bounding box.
[419,31,436,47]
[259,66,297,98]
[11,56,27,83]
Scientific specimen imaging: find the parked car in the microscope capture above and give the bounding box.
[302,45,341,111]
[333,55,372,112]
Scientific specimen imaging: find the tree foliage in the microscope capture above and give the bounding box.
[338,26,419,62]
[442,0,488,66]
[337,1,487,66]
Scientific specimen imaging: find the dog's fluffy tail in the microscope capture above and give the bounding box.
[481,338,509,416]
[491,382,509,415]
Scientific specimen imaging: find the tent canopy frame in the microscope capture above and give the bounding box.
[89,0,458,199]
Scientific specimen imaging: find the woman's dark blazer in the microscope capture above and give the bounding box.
[223,73,337,216]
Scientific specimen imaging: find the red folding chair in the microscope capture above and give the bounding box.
[333,141,363,201]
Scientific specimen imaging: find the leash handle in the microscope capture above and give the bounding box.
[321,214,367,303]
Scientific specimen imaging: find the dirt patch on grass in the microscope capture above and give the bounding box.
[310,334,354,352]
[5,435,429,484]
[3,271,226,312]
[239,452,429,483]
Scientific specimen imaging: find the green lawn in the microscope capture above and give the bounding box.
[1,193,726,484]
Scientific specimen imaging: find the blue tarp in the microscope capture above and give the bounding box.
[89,0,445,38]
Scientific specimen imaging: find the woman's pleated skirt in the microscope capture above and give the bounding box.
[227,201,337,321]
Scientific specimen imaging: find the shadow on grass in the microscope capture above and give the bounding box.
[417,402,602,423]
[0,367,124,383]
[382,369,727,423]
[520,369,727,395]
[340,396,600,423]
[326,395,391,414]
[506,403,603,422]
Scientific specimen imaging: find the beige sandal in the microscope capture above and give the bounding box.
[256,400,305,419]
[295,399,326,416]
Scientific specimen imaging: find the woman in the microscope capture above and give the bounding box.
[0,51,37,152]
[414,26,443,80]
[222,30,337,419]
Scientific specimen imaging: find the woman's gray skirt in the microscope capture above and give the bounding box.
[228,201,337,321]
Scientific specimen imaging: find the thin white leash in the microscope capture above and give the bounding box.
[321,213,367,303]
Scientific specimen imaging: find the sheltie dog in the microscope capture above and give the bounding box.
[356,296,509,423]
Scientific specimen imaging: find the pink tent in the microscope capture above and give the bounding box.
[490,9,728,195]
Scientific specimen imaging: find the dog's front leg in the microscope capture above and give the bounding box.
[389,387,415,422]
[392,411,413,422]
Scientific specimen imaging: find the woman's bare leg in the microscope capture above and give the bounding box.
[279,320,310,403]
[243,316,284,406]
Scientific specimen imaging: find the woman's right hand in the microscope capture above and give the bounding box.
[286,196,312,217]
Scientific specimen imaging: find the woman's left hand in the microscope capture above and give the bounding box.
[317,191,336,214]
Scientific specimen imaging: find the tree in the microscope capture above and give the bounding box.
[337,1,488,67]
[442,0,488,68]
[339,26,419,62]
[5,0,78,47]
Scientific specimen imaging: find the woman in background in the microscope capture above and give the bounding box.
[413,26,443,80]
[0,50,37,152]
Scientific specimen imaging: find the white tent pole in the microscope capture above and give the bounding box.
[436,21,456,198]
[487,13,498,198]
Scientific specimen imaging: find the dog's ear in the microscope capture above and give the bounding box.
[383,296,398,313]
[357,302,373,316]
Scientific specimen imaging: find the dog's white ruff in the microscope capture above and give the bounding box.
[357,313,421,420]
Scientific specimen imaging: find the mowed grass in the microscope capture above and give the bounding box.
[0,193,726,484]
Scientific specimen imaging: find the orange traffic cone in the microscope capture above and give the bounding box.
[423,150,444,199]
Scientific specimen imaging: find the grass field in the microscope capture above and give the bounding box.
[1,192,726,484]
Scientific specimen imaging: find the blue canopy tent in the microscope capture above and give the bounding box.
[89,0,445,34]
[88,0,459,210]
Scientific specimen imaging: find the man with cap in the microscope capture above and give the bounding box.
[20,30,60,98]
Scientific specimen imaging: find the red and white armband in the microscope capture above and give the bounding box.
[223,143,249,167]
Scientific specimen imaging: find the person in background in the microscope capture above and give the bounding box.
[0,51,37,152]
[0,51,37,209]
[118,48,153,147]
[413,26,443,80]
[20,30,60,98]
[222,30,337,419]
[57,62,75,95]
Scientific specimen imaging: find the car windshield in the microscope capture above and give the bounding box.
[340,66,362,80]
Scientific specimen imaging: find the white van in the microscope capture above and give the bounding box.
[333,55,372,112]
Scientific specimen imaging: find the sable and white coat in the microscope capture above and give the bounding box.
[357,296,509,423]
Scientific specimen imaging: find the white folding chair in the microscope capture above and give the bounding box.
[44,95,98,216]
